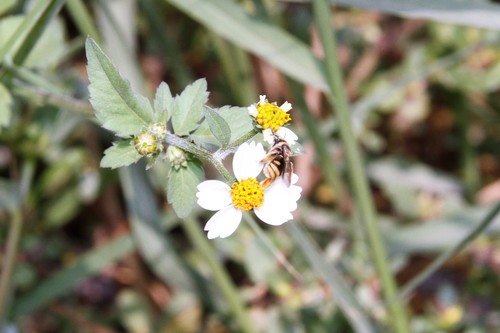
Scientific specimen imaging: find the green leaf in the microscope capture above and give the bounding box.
[85,37,153,137]
[334,0,500,30]
[171,78,209,136]
[153,81,174,122]
[218,106,254,144]
[0,82,13,129]
[0,15,67,69]
[101,140,142,169]
[167,159,204,218]
[0,0,16,16]
[203,106,231,147]
[191,105,254,149]
[168,0,328,91]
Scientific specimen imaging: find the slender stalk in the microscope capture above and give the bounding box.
[312,1,411,332]
[0,159,35,325]
[166,130,261,183]
[0,210,23,327]
[244,214,304,282]
[400,202,500,299]
[182,217,257,333]
[138,0,193,87]
[287,80,349,207]
[457,96,479,202]
[286,222,375,333]
[66,0,101,43]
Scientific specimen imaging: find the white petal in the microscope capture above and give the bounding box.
[196,180,232,211]
[263,129,275,145]
[255,202,292,226]
[280,101,292,112]
[255,174,302,225]
[248,104,258,117]
[259,95,267,105]
[233,141,266,181]
[276,127,298,145]
[204,205,242,239]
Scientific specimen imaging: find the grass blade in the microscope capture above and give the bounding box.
[399,202,500,299]
[167,0,328,91]
[334,0,500,30]
[286,222,375,333]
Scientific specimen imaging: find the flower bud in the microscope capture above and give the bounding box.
[148,122,167,140]
[167,146,188,169]
[134,131,159,156]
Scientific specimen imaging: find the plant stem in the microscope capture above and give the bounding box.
[244,214,304,282]
[182,217,257,333]
[456,95,479,202]
[0,210,23,327]
[400,202,500,299]
[0,159,35,326]
[312,1,411,332]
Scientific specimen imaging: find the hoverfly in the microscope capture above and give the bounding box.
[260,136,293,189]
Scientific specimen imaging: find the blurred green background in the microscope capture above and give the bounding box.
[2,0,500,332]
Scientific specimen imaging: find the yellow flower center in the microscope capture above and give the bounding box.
[230,178,264,211]
[256,102,291,132]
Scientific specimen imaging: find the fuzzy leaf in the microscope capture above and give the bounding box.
[0,82,12,129]
[167,159,204,218]
[86,37,153,137]
[203,106,231,148]
[218,106,254,144]
[101,140,141,169]
[171,78,209,136]
[153,81,174,122]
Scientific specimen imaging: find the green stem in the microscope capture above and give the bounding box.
[0,210,23,327]
[457,95,479,202]
[312,1,411,332]
[244,214,303,282]
[288,80,349,206]
[399,202,500,299]
[182,217,257,333]
[0,159,35,326]
[165,129,260,184]
[66,0,101,43]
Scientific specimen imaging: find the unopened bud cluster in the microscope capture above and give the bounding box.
[167,146,188,169]
[133,123,167,156]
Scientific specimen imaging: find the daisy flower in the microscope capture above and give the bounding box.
[248,95,298,145]
[196,141,302,239]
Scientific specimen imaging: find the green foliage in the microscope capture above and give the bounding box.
[0,82,12,128]
[0,15,67,69]
[86,37,154,137]
[203,106,231,148]
[153,81,174,122]
[6,1,500,333]
[167,158,204,218]
[170,78,209,136]
[101,139,141,169]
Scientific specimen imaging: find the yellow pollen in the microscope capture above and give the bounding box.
[230,178,264,211]
[256,102,291,132]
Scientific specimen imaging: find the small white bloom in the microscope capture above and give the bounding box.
[248,95,298,144]
[263,127,298,146]
[196,141,302,239]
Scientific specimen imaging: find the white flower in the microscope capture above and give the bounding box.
[196,141,302,239]
[247,95,298,145]
[263,127,298,145]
